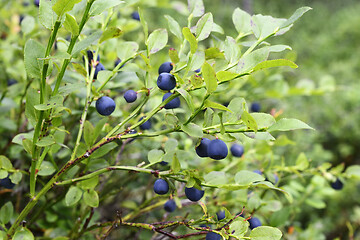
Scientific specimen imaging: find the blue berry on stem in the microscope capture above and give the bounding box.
[196,138,211,157]
[208,139,228,160]
[7,79,18,86]
[131,11,140,21]
[248,217,262,229]
[230,144,244,157]
[96,96,116,116]
[253,170,262,175]
[158,62,173,74]
[331,178,343,190]
[94,63,105,80]
[160,161,168,166]
[0,176,15,189]
[206,232,221,240]
[216,211,225,221]
[157,73,176,90]
[153,179,169,195]
[124,90,137,103]
[162,92,180,109]
[139,117,151,130]
[250,102,261,112]
[185,187,204,202]
[164,199,176,212]
[34,0,39,7]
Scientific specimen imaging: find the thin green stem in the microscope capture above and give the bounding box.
[184,93,210,125]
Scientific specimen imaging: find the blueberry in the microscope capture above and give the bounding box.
[96,96,116,116]
[195,138,211,158]
[250,102,261,112]
[157,73,176,90]
[331,178,343,190]
[272,174,279,185]
[127,129,137,143]
[164,199,176,212]
[7,79,18,86]
[34,0,39,7]
[160,161,168,166]
[94,63,105,79]
[131,11,140,21]
[139,117,151,130]
[162,92,180,109]
[84,50,100,63]
[206,232,221,240]
[153,179,169,195]
[253,170,262,175]
[158,62,173,74]
[19,15,25,24]
[185,187,204,202]
[124,90,137,103]
[216,211,225,221]
[199,224,211,228]
[0,177,15,189]
[230,144,244,157]
[208,139,228,160]
[248,217,262,229]
[195,68,201,73]
[114,58,124,68]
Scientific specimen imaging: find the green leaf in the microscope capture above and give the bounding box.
[204,108,214,127]
[280,7,312,29]
[91,142,117,158]
[171,153,181,173]
[232,8,252,35]
[13,228,34,240]
[90,0,124,16]
[251,14,287,39]
[25,88,40,127]
[36,135,56,147]
[235,170,265,185]
[79,176,99,190]
[305,198,326,209]
[176,89,194,112]
[0,155,13,170]
[216,71,239,82]
[251,113,276,129]
[295,153,309,171]
[204,171,227,185]
[116,41,139,61]
[53,0,82,17]
[65,186,83,206]
[0,170,7,179]
[253,59,298,72]
[72,30,102,55]
[84,121,95,147]
[0,202,13,224]
[268,118,314,132]
[99,27,123,43]
[63,14,79,35]
[190,74,203,88]
[146,29,168,54]
[34,94,64,111]
[204,100,232,112]
[182,27,197,54]
[39,0,57,30]
[249,226,282,240]
[195,13,213,41]
[9,172,22,184]
[165,15,182,40]
[236,47,270,74]
[21,16,35,35]
[202,62,217,93]
[230,218,249,238]
[205,47,224,59]
[241,108,258,132]
[224,36,240,63]
[24,39,45,79]
[148,149,164,163]
[269,45,292,53]
[138,7,148,41]
[345,165,360,179]
[83,190,99,208]
[181,123,203,138]
[188,0,205,17]
[164,139,178,152]
[38,161,56,176]
[169,48,179,64]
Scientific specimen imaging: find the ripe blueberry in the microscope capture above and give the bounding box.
[131,11,140,21]
[195,68,201,73]
[114,58,124,68]
[94,63,105,80]
[34,0,39,7]
[0,176,15,189]
[253,170,262,175]
[250,102,261,112]
[208,139,228,160]
[139,117,151,130]
[331,178,343,190]
[7,79,18,86]
[124,90,137,103]
[230,144,244,157]
[195,138,211,158]
[162,92,180,109]
[216,211,225,221]
[185,187,204,202]
[157,73,176,90]
[84,50,100,63]
[160,161,168,166]
[158,62,173,74]
[96,96,116,116]
[248,217,262,229]
[206,232,221,240]
[153,179,169,195]
[164,199,176,212]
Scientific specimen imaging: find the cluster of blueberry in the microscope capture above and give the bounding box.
[196,138,244,160]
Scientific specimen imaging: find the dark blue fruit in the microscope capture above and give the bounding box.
[0,177,15,189]
[253,170,262,175]
[153,179,169,195]
[208,139,228,160]
[216,211,225,221]
[114,58,123,68]
[331,178,343,190]
[131,11,140,21]
[230,144,244,157]
[157,73,176,90]
[139,117,151,130]
[199,224,211,228]
[196,138,211,158]
[7,79,18,86]
[158,62,173,74]
[248,217,262,229]
[84,50,100,63]
[34,0,39,7]
[162,92,180,109]
[96,96,116,116]
[127,129,137,143]
[94,63,105,79]
[195,68,201,73]
[124,90,137,103]
[185,187,204,202]
[164,199,176,212]
[250,102,261,112]
[160,161,168,166]
[206,232,221,240]
[272,174,279,185]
